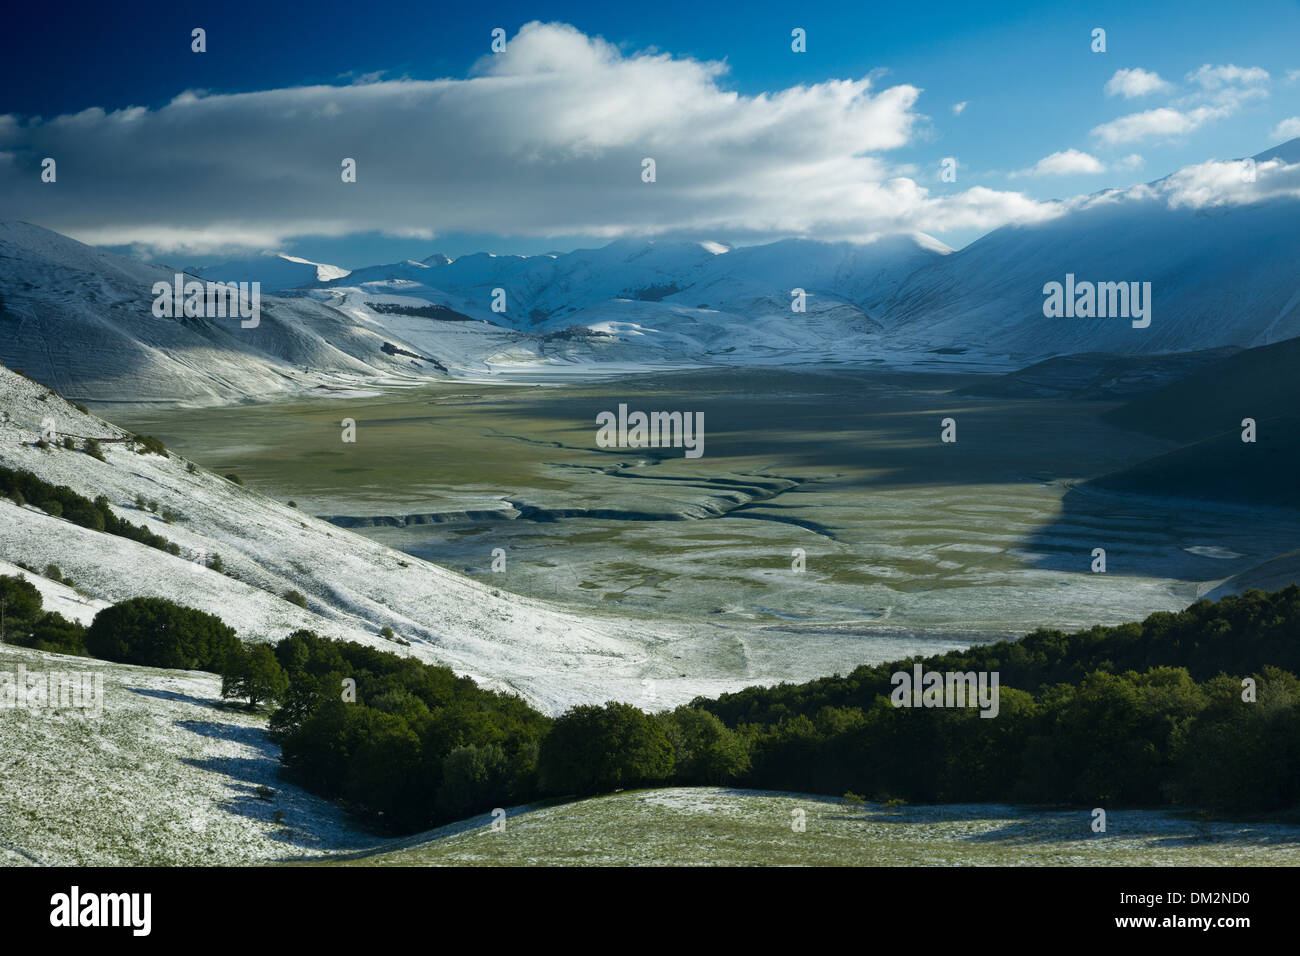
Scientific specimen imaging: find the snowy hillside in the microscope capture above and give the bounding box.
[0,221,549,404]
[0,221,448,404]
[0,363,868,712]
[0,642,377,866]
[880,140,1300,360]
[301,233,950,366]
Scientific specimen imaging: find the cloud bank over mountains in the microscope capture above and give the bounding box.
[0,23,1290,260]
[0,21,1056,256]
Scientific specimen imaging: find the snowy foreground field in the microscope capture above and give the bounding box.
[0,645,371,866]
[5,644,1299,867]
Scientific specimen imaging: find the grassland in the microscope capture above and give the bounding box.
[110,367,1300,656]
[104,366,1300,658]
[319,787,1300,867]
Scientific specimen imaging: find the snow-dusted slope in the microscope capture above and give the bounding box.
[319,239,727,328]
[0,363,851,712]
[0,221,449,404]
[880,140,1300,360]
[0,642,379,866]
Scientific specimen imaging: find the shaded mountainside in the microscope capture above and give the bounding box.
[956,348,1238,401]
[880,140,1300,361]
[1091,413,1300,509]
[1100,334,1300,442]
[1085,335,1300,509]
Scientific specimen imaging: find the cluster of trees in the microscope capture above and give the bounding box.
[699,586,1300,729]
[0,574,85,655]
[691,587,1300,812]
[0,465,180,556]
[711,665,1298,812]
[265,630,550,830]
[262,630,752,831]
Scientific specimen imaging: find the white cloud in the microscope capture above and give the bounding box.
[1091,105,1231,145]
[1186,63,1269,88]
[1288,70,1300,85]
[1158,155,1300,209]
[1010,148,1106,178]
[1271,117,1300,141]
[951,101,967,115]
[1104,68,1172,98]
[1092,63,1270,146]
[0,21,1058,254]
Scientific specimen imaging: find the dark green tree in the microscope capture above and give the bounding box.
[84,597,240,671]
[539,701,673,796]
[222,644,291,709]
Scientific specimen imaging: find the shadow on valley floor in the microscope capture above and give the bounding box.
[1022,482,1300,584]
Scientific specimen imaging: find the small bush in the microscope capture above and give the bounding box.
[43,564,62,583]
[208,554,224,573]
[133,434,167,456]
[40,500,63,518]
[224,473,243,486]
[61,437,74,450]
[379,625,395,640]
[285,590,308,609]
[161,508,178,524]
[186,462,197,474]
[34,439,49,450]
[84,439,105,461]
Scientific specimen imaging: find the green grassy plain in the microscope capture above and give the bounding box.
[109,367,1300,640]
[319,787,1300,867]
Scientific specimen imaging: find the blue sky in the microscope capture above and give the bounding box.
[2,0,1298,265]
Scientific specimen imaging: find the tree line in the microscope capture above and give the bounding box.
[2,573,1297,830]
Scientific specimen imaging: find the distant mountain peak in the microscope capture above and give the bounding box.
[276,254,351,283]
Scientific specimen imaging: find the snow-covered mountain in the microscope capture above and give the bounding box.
[314,234,948,333]
[879,140,1300,360]
[4,141,1300,404]
[190,252,351,291]
[302,233,951,364]
[0,221,454,404]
